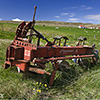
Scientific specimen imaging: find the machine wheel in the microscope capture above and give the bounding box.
[58,61,70,71]
[91,57,97,65]
[78,59,89,70]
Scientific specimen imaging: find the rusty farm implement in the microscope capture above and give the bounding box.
[2,6,99,86]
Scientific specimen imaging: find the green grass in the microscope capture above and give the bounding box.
[0,21,100,99]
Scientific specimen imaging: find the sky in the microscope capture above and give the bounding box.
[0,0,100,24]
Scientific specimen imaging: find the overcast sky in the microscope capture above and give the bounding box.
[0,0,100,24]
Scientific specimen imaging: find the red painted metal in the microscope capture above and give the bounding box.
[2,6,96,86]
[28,67,51,75]
[49,61,58,86]
[34,55,94,63]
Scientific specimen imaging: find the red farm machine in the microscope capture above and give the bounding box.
[2,6,99,86]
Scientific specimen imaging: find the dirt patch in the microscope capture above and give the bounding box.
[0,39,12,46]
[0,39,12,42]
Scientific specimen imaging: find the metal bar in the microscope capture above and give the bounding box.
[32,6,37,22]
[29,6,37,43]
[28,67,51,75]
[35,55,94,63]
[37,37,40,46]
[49,61,59,86]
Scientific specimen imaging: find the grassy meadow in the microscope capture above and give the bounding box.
[0,21,100,99]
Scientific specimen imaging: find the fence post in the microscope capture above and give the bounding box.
[74,34,75,39]
[1,25,3,31]
[9,29,11,34]
[94,35,96,39]
[52,33,54,37]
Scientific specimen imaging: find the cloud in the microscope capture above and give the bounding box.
[54,16,60,18]
[0,18,2,21]
[71,7,77,9]
[88,21,94,23]
[12,18,24,21]
[61,13,69,16]
[85,14,100,21]
[81,5,92,10]
[63,7,77,10]
[85,7,92,10]
[69,12,75,17]
[61,12,75,17]
[81,5,86,8]
[68,18,79,22]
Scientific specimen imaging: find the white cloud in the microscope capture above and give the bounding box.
[54,16,60,18]
[69,12,75,17]
[61,12,75,17]
[85,7,92,10]
[71,7,77,9]
[81,5,86,7]
[68,18,79,22]
[63,6,77,10]
[88,21,94,23]
[85,14,100,21]
[61,13,69,16]
[81,5,92,10]
[0,18,2,21]
[12,18,24,21]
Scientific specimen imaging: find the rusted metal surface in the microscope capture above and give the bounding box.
[2,6,98,86]
[28,67,51,75]
[34,55,94,63]
[53,36,69,46]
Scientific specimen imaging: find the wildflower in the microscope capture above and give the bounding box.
[36,82,38,85]
[44,84,47,87]
[38,90,41,93]
[33,88,35,91]
[39,82,42,85]
[37,89,41,93]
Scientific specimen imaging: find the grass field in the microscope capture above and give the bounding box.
[0,21,100,99]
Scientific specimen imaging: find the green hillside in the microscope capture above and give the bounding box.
[0,21,100,99]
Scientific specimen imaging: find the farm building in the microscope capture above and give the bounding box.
[78,25,87,29]
[96,27,100,29]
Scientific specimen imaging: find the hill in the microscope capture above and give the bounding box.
[1,20,100,28]
[36,20,100,28]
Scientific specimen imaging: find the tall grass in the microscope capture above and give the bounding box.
[0,21,100,99]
